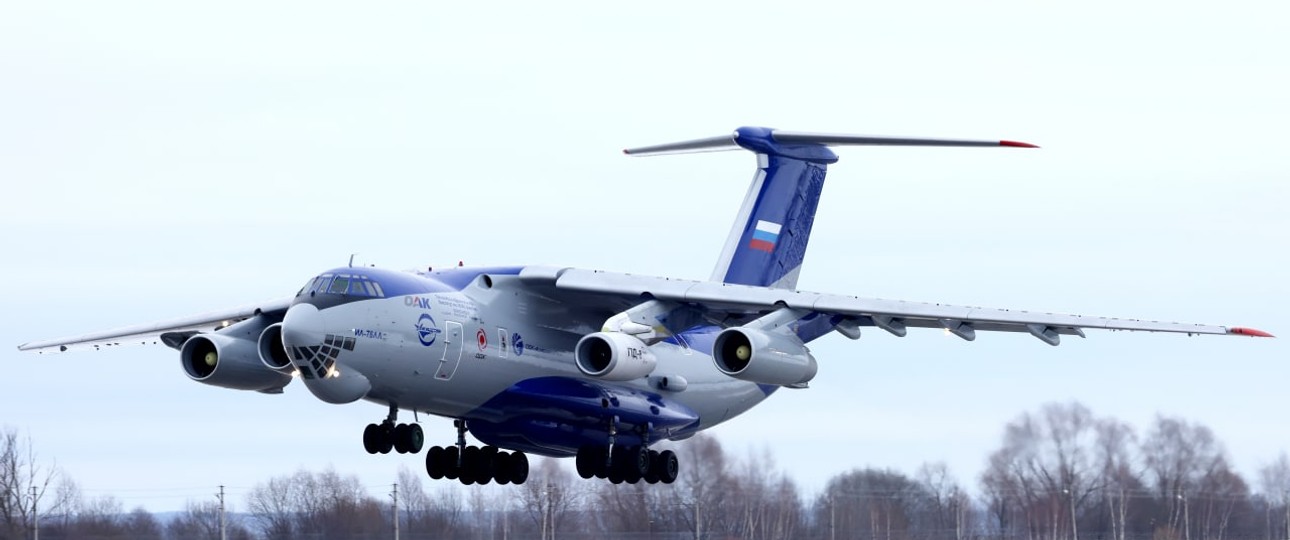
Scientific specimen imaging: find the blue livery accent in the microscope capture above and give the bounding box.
[421,266,524,291]
[465,376,701,457]
[717,126,839,290]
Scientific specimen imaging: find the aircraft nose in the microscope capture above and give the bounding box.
[281,303,325,349]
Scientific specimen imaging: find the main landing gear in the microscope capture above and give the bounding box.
[425,420,529,485]
[362,404,425,455]
[575,445,678,484]
[573,417,679,484]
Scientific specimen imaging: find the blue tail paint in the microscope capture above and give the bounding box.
[710,127,839,290]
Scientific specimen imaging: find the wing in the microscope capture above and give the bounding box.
[17,297,294,353]
[518,267,1272,345]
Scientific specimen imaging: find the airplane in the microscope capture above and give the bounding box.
[18,126,1273,486]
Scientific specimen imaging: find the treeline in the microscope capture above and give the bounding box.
[4,401,1290,540]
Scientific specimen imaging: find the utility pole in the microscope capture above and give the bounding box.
[390,483,400,540]
[829,495,836,540]
[1070,489,1078,540]
[216,485,227,540]
[31,486,38,540]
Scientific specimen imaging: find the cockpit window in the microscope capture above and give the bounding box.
[295,271,389,302]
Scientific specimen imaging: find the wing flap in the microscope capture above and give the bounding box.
[17,297,293,353]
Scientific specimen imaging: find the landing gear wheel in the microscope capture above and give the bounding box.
[425,446,445,479]
[404,424,424,454]
[509,451,529,485]
[391,424,425,454]
[643,450,661,484]
[442,446,460,480]
[362,424,381,454]
[608,446,627,484]
[460,446,484,485]
[494,452,513,485]
[575,445,597,479]
[377,423,395,454]
[593,446,609,479]
[631,446,651,475]
[393,424,411,454]
[656,449,679,484]
[475,446,497,485]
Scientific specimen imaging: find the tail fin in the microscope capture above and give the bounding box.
[624,126,1037,290]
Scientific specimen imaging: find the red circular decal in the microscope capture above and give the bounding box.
[476,329,488,351]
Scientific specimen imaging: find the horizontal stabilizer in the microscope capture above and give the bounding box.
[623,128,1037,156]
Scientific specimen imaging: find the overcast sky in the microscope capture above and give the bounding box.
[2,1,1286,512]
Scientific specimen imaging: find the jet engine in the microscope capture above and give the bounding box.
[181,332,292,393]
[256,322,293,373]
[574,332,657,381]
[712,328,818,386]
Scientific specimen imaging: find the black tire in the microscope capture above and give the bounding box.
[631,446,651,475]
[575,445,596,479]
[593,446,609,479]
[405,424,425,454]
[494,452,512,485]
[643,450,661,484]
[608,446,628,484]
[393,424,411,454]
[509,451,529,485]
[377,424,394,454]
[362,424,380,454]
[657,450,679,484]
[425,446,444,479]
[442,446,460,480]
[462,446,487,485]
[624,447,644,484]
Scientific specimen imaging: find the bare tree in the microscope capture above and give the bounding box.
[122,506,163,540]
[1095,418,1140,540]
[980,402,1102,540]
[1261,454,1290,540]
[166,499,253,540]
[520,457,578,539]
[0,427,68,540]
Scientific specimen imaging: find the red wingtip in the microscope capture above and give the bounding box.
[1229,327,1275,338]
[1000,140,1040,148]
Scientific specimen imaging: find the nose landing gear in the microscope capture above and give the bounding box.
[361,403,424,454]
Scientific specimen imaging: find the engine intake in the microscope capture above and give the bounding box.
[712,328,818,386]
[574,332,657,381]
[181,332,292,393]
[257,323,293,372]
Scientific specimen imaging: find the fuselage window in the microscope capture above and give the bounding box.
[329,276,351,295]
[363,281,378,297]
[371,281,385,298]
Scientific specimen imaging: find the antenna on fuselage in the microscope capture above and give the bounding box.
[348,253,356,268]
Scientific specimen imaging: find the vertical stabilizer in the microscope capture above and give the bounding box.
[709,127,837,289]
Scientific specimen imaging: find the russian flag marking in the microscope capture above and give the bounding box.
[749,220,781,252]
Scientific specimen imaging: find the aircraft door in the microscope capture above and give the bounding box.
[435,321,464,380]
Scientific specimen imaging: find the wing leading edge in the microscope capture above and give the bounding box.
[17,297,293,353]
[536,268,1272,345]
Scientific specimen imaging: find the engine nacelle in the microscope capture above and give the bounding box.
[181,333,292,392]
[712,328,818,386]
[574,332,657,381]
[257,323,293,373]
